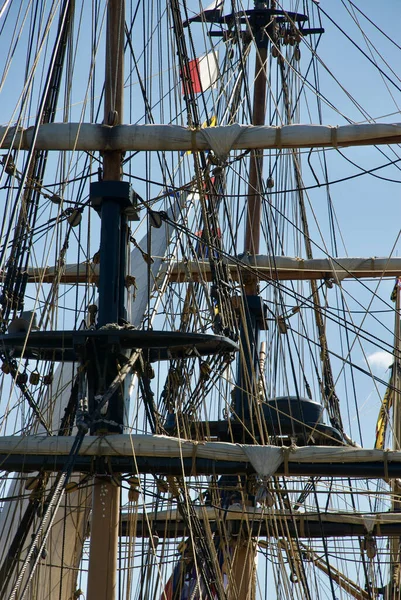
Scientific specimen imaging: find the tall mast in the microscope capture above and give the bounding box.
[87,2,126,599]
[235,0,273,433]
[233,2,324,597]
[230,4,270,598]
[391,277,401,596]
[244,37,267,293]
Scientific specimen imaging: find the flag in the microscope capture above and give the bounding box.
[374,371,393,449]
[207,114,217,127]
[181,51,219,95]
[390,277,401,302]
[181,115,216,156]
[195,226,221,258]
[183,0,224,26]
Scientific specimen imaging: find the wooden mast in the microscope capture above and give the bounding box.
[86,2,125,599]
[230,2,270,598]
[244,43,267,295]
[391,277,401,597]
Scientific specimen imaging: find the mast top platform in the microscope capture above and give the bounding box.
[207,7,324,41]
[0,329,238,363]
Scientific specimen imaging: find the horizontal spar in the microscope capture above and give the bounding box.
[2,434,401,478]
[123,507,401,539]
[167,256,401,283]
[24,262,98,284]
[1,122,401,155]
[20,255,401,285]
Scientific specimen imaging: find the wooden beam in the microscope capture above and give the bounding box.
[167,256,401,282]
[19,256,401,286]
[22,263,99,284]
[1,122,401,153]
[123,506,401,540]
[4,434,401,477]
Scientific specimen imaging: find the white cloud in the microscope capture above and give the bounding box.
[366,351,393,372]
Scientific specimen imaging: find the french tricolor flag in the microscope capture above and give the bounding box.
[182,51,219,95]
[183,0,224,27]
